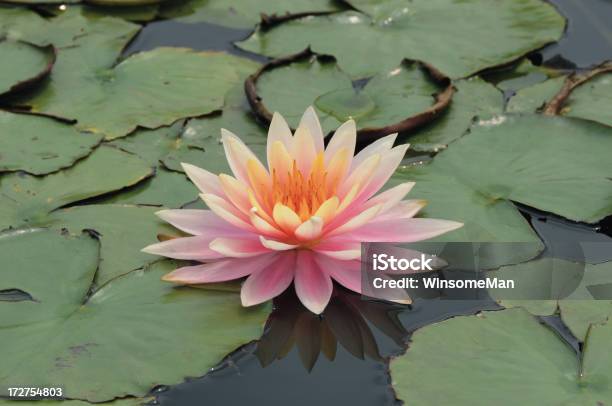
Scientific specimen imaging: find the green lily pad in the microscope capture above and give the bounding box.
[404,114,612,224]
[389,163,543,267]
[253,56,446,135]
[506,76,566,113]
[491,259,612,341]
[78,4,160,22]
[45,204,177,286]
[390,308,612,405]
[404,77,503,152]
[0,7,140,49]
[0,39,55,97]
[0,145,152,231]
[238,0,564,79]
[162,84,267,174]
[0,111,102,175]
[108,121,185,165]
[16,46,259,140]
[158,0,341,29]
[483,58,559,93]
[0,228,270,402]
[560,71,612,127]
[86,0,160,6]
[98,168,196,208]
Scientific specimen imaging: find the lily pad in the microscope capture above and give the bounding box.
[557,70,612,127]
[0,228,270,402]
[0,39,55,97]
[0,111,102,175]
[15,46,259,140]
[86,0,161,6]
[45,205,177,286]
[389,164,543,267]
[249,53,450,138]
[158,0,341,29]
[162,84,267,174]
[0,7,140,49]
[0,145,152,230]
[97,168,196,208]
[506,76,566,113]
[403,114,612,224]
[405,77,503,152]
[390,308,612,405]
[491,259,612,341]
[238,0,564,79]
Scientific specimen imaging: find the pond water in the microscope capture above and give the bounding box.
[120,2,612,404]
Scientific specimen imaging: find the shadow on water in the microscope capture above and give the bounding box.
[125,5,612,406]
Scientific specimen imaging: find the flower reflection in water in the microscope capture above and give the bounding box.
[255,287,407,371]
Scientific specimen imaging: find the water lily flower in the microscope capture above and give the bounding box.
[143,107,462,314]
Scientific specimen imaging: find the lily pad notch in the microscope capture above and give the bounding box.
[244,48,454,144]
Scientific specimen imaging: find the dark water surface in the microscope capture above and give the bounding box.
[122,3,612,405]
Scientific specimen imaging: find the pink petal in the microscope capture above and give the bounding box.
[326,204,382,237]
[324,119,356,164]
[209,237,269,258]
[366,182,416,213]
[267,112,293,169]
[181,163,223,196]
[162,254,278,284]
[350,133,397,171]
[375,200,427,221]
[249,208,286,238]
[200,193,253,231]
[291,126,317,176]
[298,106,325,152]
[156,209,248,237]
[357,144,410,202]
[241,251,296,306]
[340,218,463,242]
[259,236,298,251]
[313,253,362,294]
[294,250,333,314]
[295,216,324,240]
[142,236,224,260]
[313,240,361,260]
[221,129,268,185]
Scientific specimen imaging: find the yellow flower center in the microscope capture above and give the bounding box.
[271,152,332,221]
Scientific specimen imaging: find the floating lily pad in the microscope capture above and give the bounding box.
[390,308,612,405]
[0,39,55,97]
[389,164,543,267]
[491,259,612,341]
[80,4,161,22]
[0,229,270,402]
[86,0,161,6]
[402,114,612,224]
[557,70,612,127]
[0,111,102,175]
[162,84,267,174]
[158,0,341,29]
[506,76,566,113]
[0,7,139,49]
[238,0,564,79]
[45,205,177,286]
[98,168,195,208]
[405,78,503,152]
[249,53,450,138]
[0,145,152,230]
[15,46,259,140]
